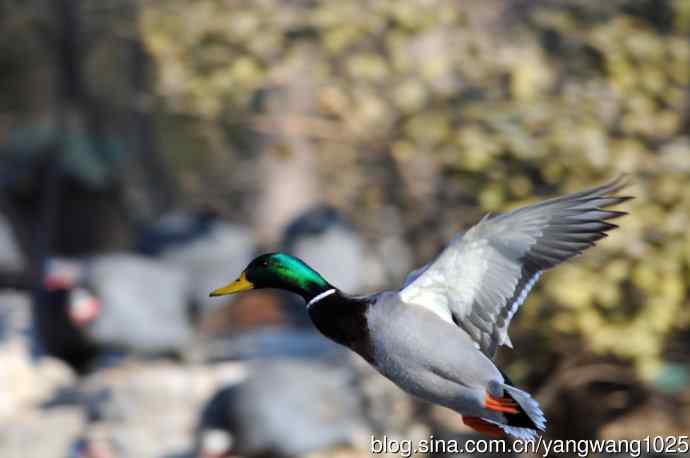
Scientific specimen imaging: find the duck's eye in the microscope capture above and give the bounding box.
[260,260,269,267]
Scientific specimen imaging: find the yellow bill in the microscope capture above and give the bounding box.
[209,272,254,297]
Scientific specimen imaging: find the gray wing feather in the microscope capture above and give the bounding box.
[400,176,632,358]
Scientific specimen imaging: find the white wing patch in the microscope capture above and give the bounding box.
[400,237,494,324]
[399,266,453,324]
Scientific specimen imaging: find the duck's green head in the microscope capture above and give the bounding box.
[209,252,333,302]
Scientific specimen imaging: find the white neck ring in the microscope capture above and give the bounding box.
[306,288,336,308]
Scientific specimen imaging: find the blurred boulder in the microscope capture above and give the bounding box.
[0,405,83,458]
[0,291,75,422]
[196,359,370,457]
[0,333,74,422]
[81,360,246,458]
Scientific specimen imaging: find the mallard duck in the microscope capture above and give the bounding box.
[210,177,632,440]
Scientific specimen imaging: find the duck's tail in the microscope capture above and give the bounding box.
[464,380,546,441]
[492,383,546,440]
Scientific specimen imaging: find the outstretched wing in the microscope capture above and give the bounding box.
[399,176,632,358]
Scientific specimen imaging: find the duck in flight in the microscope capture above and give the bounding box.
[210,176,632,440]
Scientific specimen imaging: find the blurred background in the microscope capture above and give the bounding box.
[1,0,689,457]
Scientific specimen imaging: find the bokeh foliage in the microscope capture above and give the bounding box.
[140,0,690,379]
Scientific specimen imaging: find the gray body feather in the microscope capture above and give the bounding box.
[367,292,505,420]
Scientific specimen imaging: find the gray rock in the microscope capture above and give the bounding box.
[83,255,192,353]
[197,359,370,457]
[0,406,83,458]
[81,361,246,458]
